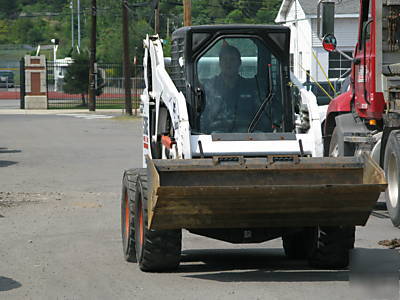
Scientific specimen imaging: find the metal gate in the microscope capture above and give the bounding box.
[46,60,143,109]
[0,60,22,102]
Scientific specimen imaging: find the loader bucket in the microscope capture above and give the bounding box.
[146,153,386,230]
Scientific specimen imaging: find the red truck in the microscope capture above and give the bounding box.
[321,0,400,226]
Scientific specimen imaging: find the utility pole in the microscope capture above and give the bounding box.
[167,17,170,39]
[183,0,191,26]
[155,3,160,34]
[122,0,132,115]
[88,0,97,111]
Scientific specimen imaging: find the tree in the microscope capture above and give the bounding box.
[0,0,284,64]
[63,53,104,106]
[0,0,17,18]
[0,20,11,43]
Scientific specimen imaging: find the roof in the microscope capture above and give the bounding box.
[172,24,290,39]
[275,0,359,23]
[300,0,358,15]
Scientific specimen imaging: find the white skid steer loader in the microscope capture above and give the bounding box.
[120,25,386,272]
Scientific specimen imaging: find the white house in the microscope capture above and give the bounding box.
[275,0,359,83]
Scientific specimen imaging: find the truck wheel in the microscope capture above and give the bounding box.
[121,169,139,262]
[329,127,355,157]
[134,172,182,272]
[384,130,400,227]
[282,228,317,259]
[308,226,355,268]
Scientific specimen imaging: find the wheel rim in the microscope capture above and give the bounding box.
[138,197,144,246]
[124,192,130,241]
[387,152,399,208]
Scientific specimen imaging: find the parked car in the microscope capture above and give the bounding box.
[0,70,14,88]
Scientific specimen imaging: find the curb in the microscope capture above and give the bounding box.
[0,109,138,115]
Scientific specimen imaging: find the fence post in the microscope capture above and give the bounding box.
[20,58,25,109]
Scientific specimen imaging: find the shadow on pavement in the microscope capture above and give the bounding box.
[349,248,400,299]
[178,248,349,282]
[0,149,21,154]
[0,276,22,292]
[0,161,18,167]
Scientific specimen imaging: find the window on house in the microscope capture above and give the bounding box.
[298,51,303,78]
[328,51,352,79]
[290,53,294,73]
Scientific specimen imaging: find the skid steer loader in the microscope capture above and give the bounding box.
[120,25,386,272]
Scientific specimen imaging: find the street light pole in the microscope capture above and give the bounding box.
[70,0,74,48]
[77,0,81,49]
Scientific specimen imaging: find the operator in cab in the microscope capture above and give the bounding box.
[200,42,272,134]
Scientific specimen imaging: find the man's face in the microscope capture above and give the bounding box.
[219,53,241,79]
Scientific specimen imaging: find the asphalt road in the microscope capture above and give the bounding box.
[0,113,399,300]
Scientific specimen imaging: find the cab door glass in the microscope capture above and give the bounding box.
[196,37,283,134]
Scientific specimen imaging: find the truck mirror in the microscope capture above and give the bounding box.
[318,1,335,39]
[322,34,337,52]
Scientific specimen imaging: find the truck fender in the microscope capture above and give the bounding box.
[324,91,352,137]
[333,113,369,155]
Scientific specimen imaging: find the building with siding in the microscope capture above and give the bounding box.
[275,0,359,83]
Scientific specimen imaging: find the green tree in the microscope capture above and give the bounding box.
[10,18,47,45]
[63,53,104,106]
[0,0,17,18]
[0,0,284,65]
[0,20,11,43]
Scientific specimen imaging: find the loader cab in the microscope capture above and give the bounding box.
[170,25,293,134]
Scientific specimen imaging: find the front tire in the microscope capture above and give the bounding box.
[384,130,400,227]
[134,172,182,272]
[121,169,139,262]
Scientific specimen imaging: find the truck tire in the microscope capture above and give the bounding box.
[121,169,140,262]
[282,228,317,259]
[308,226,355,268]
[384,130,400,227]
[134,172,182,272]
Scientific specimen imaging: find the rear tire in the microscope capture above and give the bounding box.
[305,127,356,268]
[308,226,355,268]
[282,228,317,259]
[134,172,182,272]
[384,130,400,227]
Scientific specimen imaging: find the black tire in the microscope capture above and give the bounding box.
[121,169,141,262]
[329,127,355,157]
[305,128,356,268]
[308,226,355,268]
[384,130,400,227]
[282,228,317,259]
[134,172,182,272]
